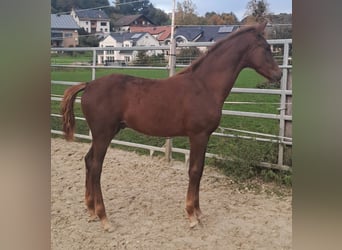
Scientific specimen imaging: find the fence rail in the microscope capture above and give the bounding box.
[51,39,292,171]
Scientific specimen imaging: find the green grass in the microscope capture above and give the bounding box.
[51,51,93,64]
[51,68,170,83]
[51,66,291,186]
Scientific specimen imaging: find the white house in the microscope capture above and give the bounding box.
[71,8,110,34]
[98,32,162,65]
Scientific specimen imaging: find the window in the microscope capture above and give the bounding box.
[106,46,114,54]
[101,22,107,26]
[64,32,73,38]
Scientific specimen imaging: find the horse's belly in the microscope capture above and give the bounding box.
[124,107,185,137]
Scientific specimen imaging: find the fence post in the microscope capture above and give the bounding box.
[88,48,97,139]
[277,41,290,166]
[285,70,292,140]
[92,48,96,80]
[164,0,176,162]
[165,39,176,162]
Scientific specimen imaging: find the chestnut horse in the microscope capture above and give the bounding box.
[61,21,282,231]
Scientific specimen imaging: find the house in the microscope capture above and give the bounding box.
[98,32,162,65]
[114,14,155,32]
[175,25,238,43]
[71,8,110,34]
[51,14,80,47]
[174,25,238,52]
[129,26,171,45]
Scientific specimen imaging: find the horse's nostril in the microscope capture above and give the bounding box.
[276,71,283,81]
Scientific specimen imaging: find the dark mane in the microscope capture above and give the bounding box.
[177,25,258,75]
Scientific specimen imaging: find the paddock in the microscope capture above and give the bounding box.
[51,138,291,249]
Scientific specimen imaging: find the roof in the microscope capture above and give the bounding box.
[104,32,149,43]
[115,14,154,26]
[175,25,238,42]
[73,9,109,20]
[175,27,203,41]
[51,14,80,30]
[130,26,171,41]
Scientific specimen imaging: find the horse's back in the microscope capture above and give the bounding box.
[80,72,220,137]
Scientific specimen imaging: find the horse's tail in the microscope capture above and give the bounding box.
[61,83,87,141]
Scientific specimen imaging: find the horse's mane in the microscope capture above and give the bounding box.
[177,25,258,75]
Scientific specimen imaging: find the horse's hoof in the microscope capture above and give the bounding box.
[88,215,98,222]
[189,218,199,228]
[103,225,111,232]
[195,210,204,220]
[102,219,112,232]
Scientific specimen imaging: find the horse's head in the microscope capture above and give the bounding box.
[245,22,282,82]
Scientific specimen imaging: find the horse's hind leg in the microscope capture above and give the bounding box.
[85,146,96,221]
[84,126,118,231]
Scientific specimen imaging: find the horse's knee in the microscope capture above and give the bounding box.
[188,166,203,181]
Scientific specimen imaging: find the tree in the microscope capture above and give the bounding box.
[141,4,170,25]
[51,0,110,13]
[176,47,202,65]
[114,0,150,15]
[206,13,225,25]
[134,50,149,65]
[205,12,238,25]
[244,0,269,23]
[113,0,170,25]
[175,0,201,25]
[221,12,238,24]
[78,28,100,47]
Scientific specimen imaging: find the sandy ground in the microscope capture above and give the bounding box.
[51,138,291,250]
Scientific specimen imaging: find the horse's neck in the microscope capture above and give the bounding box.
[194,37,250,105]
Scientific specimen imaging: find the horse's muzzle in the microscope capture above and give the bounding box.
[273,70,283,82]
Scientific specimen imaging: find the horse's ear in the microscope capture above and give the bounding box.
[256,21,267,33]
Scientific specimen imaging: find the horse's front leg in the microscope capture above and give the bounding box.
[186,133,209,228]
